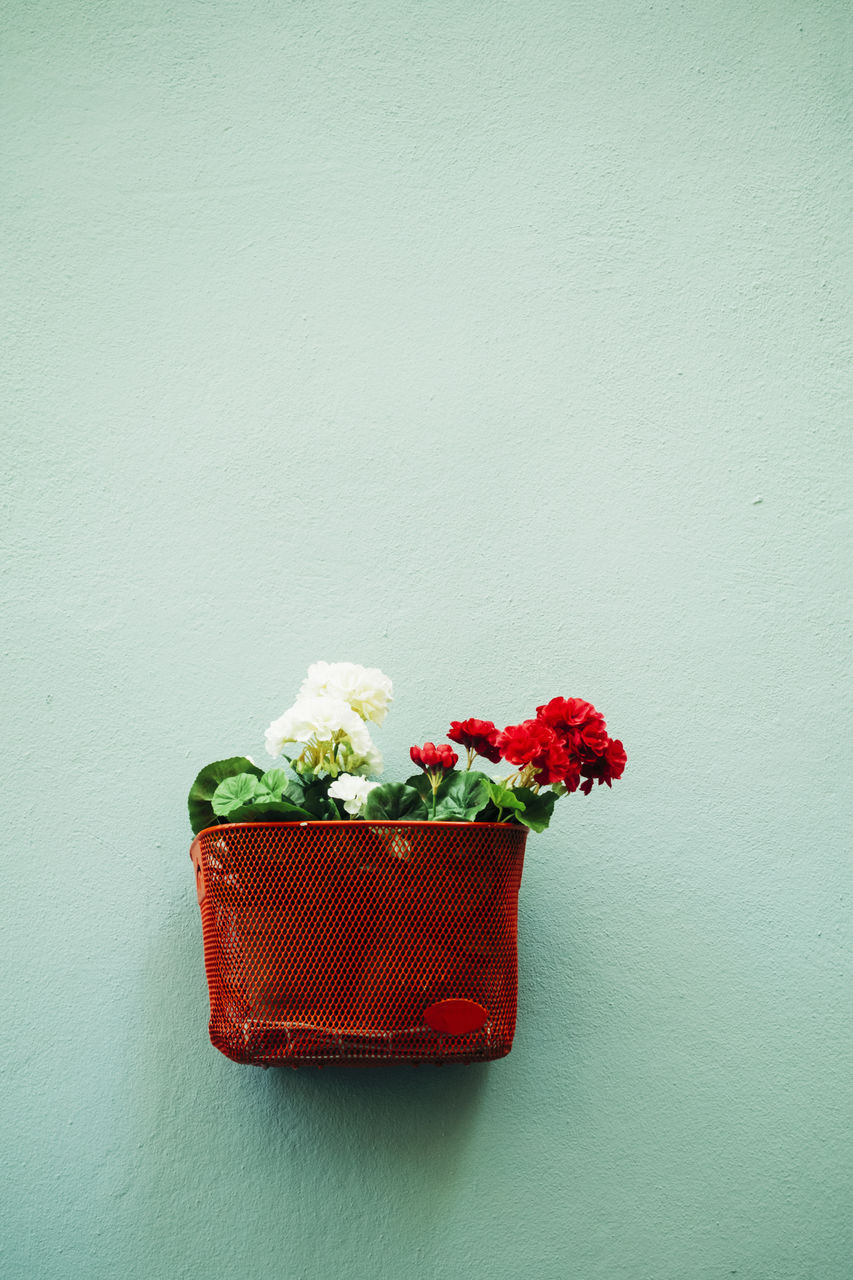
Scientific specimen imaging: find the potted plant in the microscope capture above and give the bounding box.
[188,662,626,1068]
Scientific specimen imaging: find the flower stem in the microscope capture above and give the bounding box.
[429,770,441,818]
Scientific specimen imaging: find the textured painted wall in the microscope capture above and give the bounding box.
[3,2,851,1277]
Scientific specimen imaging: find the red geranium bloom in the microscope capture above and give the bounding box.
[497,719,573,786]
[536,696,609,759]
[498,719,557,766]
[579,738,627,795]
[561,756,583,794]
[447,718,502,763]
[576,715,609,756]
[410,742,459,771]
[536,696,597,727]
[535,740,576,786]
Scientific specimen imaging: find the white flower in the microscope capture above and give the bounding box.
[264,694,372,758]
[299,661,393,725]
[328,774,380,816]
[337,739,384,777]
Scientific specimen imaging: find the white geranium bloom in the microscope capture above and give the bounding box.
[264,694,372,758]
[300,661,393,725]
[338,739,384,777]
[328,773,380,816]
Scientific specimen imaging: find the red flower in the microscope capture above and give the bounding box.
[410,742,459,771]
[536,696,609,759]
[498,719,556,765]
[561,757,583,794]
[447,718,502,763]
[579,738,627,795]
[497,719,573,786]
[536,696,597,727]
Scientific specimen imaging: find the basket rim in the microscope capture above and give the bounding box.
[191,818,528,846]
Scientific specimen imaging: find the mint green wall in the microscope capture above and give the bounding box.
[3,3,851,1277]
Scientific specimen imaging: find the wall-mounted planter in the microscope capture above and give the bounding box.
[190,820,527,1067]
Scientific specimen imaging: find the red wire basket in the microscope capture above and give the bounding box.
[190,820,527,1067]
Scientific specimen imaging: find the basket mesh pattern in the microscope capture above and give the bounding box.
[191,821,527,1067]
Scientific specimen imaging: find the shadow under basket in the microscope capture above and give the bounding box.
[190,820,527,1068]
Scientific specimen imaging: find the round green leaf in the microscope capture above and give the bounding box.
[513,787,558,833]
[257,768,290,799]
[432,772,490,822]
[486,780,525,815]
[187,756,263,833]
[363,782,429,821]
[211,772,262,816]
[222,799,313,824]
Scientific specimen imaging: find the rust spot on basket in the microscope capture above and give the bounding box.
[423,998,489,1036]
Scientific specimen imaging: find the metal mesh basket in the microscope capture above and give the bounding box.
[190,820,527,1067]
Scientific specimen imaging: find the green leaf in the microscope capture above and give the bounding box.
[433,772,490,822]
[257,766,313,809]
[404,770,476,807]
[319,795,343,819]
[404,772,433,804]
[403,770,493,821]
[284,779,312,807]
[486,780,525,816]
[513,787,558,833]
[301,777,343,819]
[221,799,314,824]
[363,782,429,821]
[211,772,262,816]
[188,757,263,834]
[257,768,290,798]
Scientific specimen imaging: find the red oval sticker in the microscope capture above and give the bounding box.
[423,998,488,1036]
